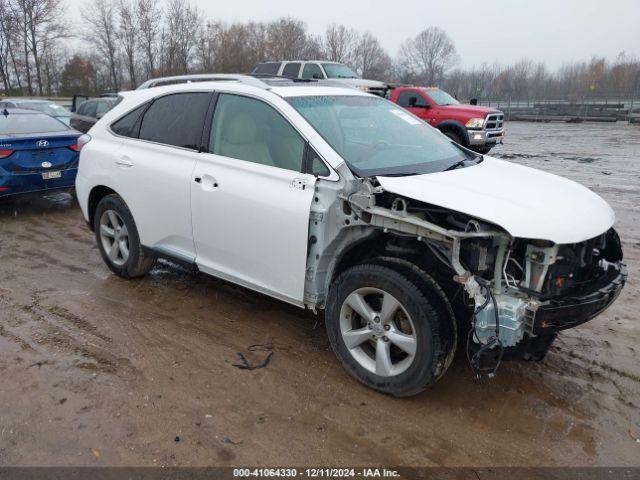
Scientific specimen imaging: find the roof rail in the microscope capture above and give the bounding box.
[136,74,270,90]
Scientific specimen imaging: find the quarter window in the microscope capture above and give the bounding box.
[210,94,305,172]
[306,146,330,177]
[111,103,149,138]
[139,93,211,150]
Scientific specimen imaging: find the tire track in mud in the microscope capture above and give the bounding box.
[1,289,135,376]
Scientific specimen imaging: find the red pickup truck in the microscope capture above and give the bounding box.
[389,87,504,154]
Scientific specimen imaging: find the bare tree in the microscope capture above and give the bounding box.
[323,23,357,64]
[0,1,19,92]
[200,21,269,73]
[265,17,311,60]
[163,0,200,75]
[136,0,160,78]
[83,0,120,91]
[25,0,66,95]
[353,32,391,80]
[118,0,138,88]
[41,37,66,94]
[8,0,32,93]
[399,26,457,85]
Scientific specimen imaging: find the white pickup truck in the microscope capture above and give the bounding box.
[76,75,626,396]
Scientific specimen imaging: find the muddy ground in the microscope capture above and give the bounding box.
[0,121,639,467]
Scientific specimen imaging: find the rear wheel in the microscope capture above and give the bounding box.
[94,194,156,278]
[325,263,455,397]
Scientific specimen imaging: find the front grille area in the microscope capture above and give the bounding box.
[485,112,504,130]
[543,229,622,298]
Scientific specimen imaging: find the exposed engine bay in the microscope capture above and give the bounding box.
[309,178,627,378]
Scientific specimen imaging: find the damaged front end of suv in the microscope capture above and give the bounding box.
[339,178,627,376]
[289,92,626,394]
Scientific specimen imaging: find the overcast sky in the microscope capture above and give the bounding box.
[70,0,640,69]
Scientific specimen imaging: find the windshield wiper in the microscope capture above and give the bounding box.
[445,152,483,171]
[444,159,469,171]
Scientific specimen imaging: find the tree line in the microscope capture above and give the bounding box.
[0,0,638,103]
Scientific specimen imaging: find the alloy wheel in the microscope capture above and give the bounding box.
[99,209,130,267]
[339,287,417,377]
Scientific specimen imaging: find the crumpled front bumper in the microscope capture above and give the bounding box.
[533,262,627,333]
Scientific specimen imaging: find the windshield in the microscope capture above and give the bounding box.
[287,95,473,176]
[18,102,70,118]
[322,63,359,79]
[0,113,69,134]
[422,89,459,106]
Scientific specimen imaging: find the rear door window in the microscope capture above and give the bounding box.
[253,62,281,75]
[282,62,301,78]
[139,92,211,150]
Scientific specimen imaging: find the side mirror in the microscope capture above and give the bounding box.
[96,112,105,120]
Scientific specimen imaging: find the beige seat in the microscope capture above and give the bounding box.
[218,113,274,167]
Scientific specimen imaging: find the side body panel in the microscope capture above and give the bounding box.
[114,139,199,261]
[191,153,317,305]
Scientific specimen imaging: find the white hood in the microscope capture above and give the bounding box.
[337,78,386,88]
[376,156,615,244]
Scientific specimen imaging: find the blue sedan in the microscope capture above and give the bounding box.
[0,108,82,198]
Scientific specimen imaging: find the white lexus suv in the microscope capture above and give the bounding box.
[76,75,626,396]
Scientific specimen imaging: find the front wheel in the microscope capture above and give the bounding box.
[442,129,463,145]
[325,264,455,397]
[94,194,156,278]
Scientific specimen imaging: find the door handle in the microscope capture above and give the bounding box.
[115,156,133,168]
[197,174,219,191]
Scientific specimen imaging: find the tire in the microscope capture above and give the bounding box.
[442,130,462,145]
[325,263,455,397]
[93,194,156,278]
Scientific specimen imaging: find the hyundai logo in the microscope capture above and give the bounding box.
[36,140,49,147]
[41,161,52,169]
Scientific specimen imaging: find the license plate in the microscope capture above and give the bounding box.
[42,171,61,180]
